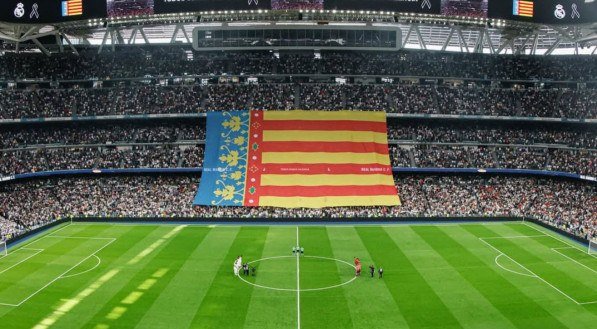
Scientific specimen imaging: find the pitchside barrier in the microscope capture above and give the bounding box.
[2,217,592,256]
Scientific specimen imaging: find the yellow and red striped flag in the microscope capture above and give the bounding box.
[62,0,83,17]
[513,0,534,18]
[194,110,400,208]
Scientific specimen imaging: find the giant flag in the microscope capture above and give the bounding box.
[194,110,400,208]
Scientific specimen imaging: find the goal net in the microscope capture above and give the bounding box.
[589,240,597,255]
[0,241,7,257]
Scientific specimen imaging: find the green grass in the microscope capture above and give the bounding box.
[0,222,595,328]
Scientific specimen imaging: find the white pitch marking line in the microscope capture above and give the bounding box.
[493,254,536,278]
[479,237,581,305]
[551,248,597,274]
[296,226,301,329]
[0,249,44,275]
[481,234,548,239]
[9,238,116,307]
[47,236,116,240]
[579,300,597,305]
[522,222,597,259]
[236,255,356,292]
[59,255,102,279]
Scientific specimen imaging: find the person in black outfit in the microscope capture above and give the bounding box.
[243,263,249,276]
[369,265,375,278]
[379,267,383,278]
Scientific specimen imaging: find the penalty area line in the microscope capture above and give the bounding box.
[479,237,582,305]
[0,238,115,307]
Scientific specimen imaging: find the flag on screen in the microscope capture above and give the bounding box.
[194,110,400,208]
[512,0,534,17]
[62,0,83,17]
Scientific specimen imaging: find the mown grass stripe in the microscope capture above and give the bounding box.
[243,227,298,329]
[456,226,597,328]
[356,226,462,329]
[93,227,211,326]
[483,224,597,303]
[3,225,158,328]
[75,225,189,326]
[299,227,353,329]
[0,237,109,305]
[134,227,241,329]
[189,226,269,328]
[384,225,518,329]
[327,226,410,329]
[52,225,167,327]
[413,226,563,328]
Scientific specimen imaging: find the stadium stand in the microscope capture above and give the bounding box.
[1,175,594,242]
[0,48,595,243]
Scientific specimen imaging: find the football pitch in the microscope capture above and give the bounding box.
[0,222,595,328]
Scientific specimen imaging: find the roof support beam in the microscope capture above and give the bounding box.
[484,29,495,54]
[414,25,426,50]
[531,33,539,55]
[170,23,191,44]
[31,38,50,56]
[55,33,64,53]
[61,32,79,56]
[455,27,469,53]
[441,27,454,51]
[402,25,414,48]
[98,28,110,54]
[473,28,483,53]
[545,38,562,55]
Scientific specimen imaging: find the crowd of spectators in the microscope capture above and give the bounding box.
[1,175,594,242]
[2,143,591,177]
[1,83,594,119]
[391,145,595,175]
[0,123,204,149]
[0,144,204,176]
[2,121,593,150]
[387,122,596,149]
[1,121,594,176]
[0,85,202,119]
[1,49,596,81]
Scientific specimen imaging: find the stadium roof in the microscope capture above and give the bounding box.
[0,11,596,55]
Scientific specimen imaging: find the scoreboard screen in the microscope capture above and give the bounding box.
[0,0,105,24]
[0,0,594,24]
[490,0,597,25]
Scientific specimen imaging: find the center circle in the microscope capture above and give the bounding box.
[236,255,357,292]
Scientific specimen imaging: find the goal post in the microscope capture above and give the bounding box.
[589,240,597,255]
[0,241,7,257]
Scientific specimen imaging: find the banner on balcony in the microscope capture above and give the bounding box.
[193,110,400,208]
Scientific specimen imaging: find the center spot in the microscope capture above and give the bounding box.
[237,255,356,292]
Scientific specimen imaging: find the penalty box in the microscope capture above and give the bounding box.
[0,234,115,307]
[480,233,597,305]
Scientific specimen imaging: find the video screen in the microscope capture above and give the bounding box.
[107,0,154,17]
[272,0,324,10]
[441,0,488,18]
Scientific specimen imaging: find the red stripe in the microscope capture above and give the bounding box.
[261,185,398,197]
[244,110,264,206]
[262,120,387,133]
[260,141,389,154]
[261,163,393,175]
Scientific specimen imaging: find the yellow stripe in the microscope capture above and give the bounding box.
[263,110,386,122]
[259,195,401,208]
[263,130,388,143]
[261,174,395,186]
[262,152,390,165]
